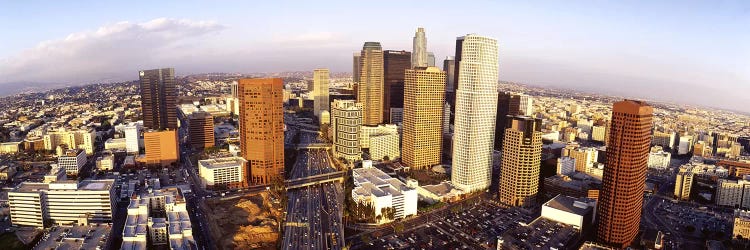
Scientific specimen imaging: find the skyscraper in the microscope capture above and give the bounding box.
[411,27,427,68]
[449,36,465,110]
[187,111,215,149]
[140,68,177,130]
[332,100,363,162]
[313,68,330,118]
[427,52,436,67]
[402,67,446,170]
[443,56,456,93]
[383,50,411,123]
[238,78,285,186]
[451,34,499,193]
[494,92,534,150]
[353,52,361,84]
[498,116,542,207]
[596,100,653,248]
[357,42,384,125]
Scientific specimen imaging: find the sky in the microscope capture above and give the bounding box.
[0,0,748,111]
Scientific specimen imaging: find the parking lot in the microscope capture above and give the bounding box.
[34,224,110,250]
[354,200,533,249]
[655,201,732,239]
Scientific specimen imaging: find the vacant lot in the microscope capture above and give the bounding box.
[205,192,282,250]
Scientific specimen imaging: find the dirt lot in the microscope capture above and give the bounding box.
[205,192,282,250]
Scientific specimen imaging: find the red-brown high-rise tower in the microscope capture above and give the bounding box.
[238,78,285,186]
[596,100,653,248]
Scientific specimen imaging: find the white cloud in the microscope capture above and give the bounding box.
[0,18,224,84]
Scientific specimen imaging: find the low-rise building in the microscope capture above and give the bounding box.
[8,179,115,228]
[0,165,16,181]
[647,146,671,170]
[198,157,246,189]
[105,138,128,151]
[58,149,86,176]
[0,141,21,154]
[352,160,417,223]
[121,187,195,250]
[540,194,597,230]
[97,153,115,171]
[557,157,576,176]
[716,177,750,209]
[733,209,750,240]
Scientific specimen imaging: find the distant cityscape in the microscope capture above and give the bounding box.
[0,26,748,250]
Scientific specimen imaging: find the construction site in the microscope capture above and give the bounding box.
[204,191,283,250]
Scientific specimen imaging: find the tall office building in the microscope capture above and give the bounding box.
[383,50,411,123]
[498,116,542,207]
[353,53,361,84]
[238,78,285,186]
[402,67,446,170]
[140,68,177,130]
[443,57,456,93]
[332,100,363,162]
[596,100,653,248]
[427,52,436,67]
[357,42,384,125]
[451,34,499,193]
[187,111,215,149]
[449,36,465,110]
[495,92,535,150]
[313,68,330,118]
[412,27,427,68]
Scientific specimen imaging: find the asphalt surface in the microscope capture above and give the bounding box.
[282,131,345,250]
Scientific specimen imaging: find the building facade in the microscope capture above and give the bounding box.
[596,100,653,248]
[238,78,285,186]
[8,180,115,228]
[402,67,446,170]
[499,116,543,207]
[411,27,427,68]
[57,149,86,176]
[140,68,177,130]
[451,34,499,193]
[352,161,418,223]
[647,146,671,170]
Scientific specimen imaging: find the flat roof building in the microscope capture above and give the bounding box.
[198,157,246,189]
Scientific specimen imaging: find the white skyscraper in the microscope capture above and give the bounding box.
[412,27,427,68]
[313,68,330,118]
[124,122,141,154]
[451,34,499,193]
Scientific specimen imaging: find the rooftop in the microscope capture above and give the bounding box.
[543,194,596,216]
[198,156,247,169]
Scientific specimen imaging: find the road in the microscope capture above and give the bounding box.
[282,130,345,250]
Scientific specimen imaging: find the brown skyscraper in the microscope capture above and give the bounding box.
[402,67,445,170]
[187,111,215,149]
[596,100,653,248]
[140,68,177,130]
[498,116,542,207]
[383,50,411,123]
[238,78,285,186]
[357,42,384,125]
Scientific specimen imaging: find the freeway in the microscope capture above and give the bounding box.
[282,130,345,250]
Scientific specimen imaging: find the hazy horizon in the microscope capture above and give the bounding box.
[1,0,748,111]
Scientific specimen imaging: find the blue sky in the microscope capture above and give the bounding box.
[0,0,748,111]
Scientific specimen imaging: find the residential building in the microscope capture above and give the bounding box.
[357,42,384,125]
[331,100,363,163]
[198,157,246,189]
[57,149,86,176]
[313,68,330,118]
[142,130,179,167]
[97,153,114,170]
[402,67,446,170]
[451,34,499,193]
[238,78,285,185]
[564,145,599,173]
[352,161,417,223]
[499,116,543,207]
[105,138,127,151]
[140,68,177,130]
[596,100,653,248]
[43,128,96,155]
